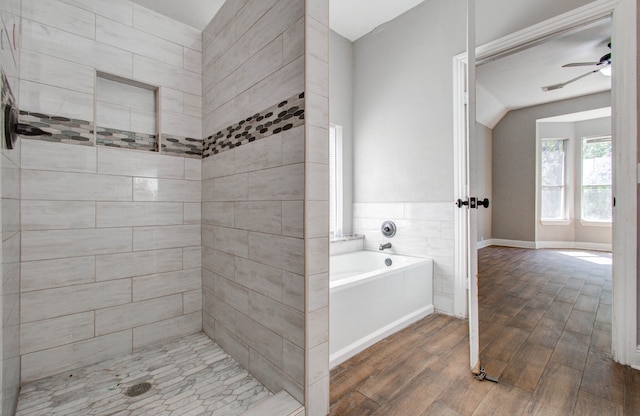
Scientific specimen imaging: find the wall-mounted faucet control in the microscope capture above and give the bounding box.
[381,221,396,237]
[379,242,392,251]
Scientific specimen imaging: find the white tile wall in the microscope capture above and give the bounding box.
[21,256,95,292]
[21,331,133,382]
[305,3,330,414]
[132,4,202,52]
[21,140,96,173]
[21,0,202,142]
[96,16,184,68]
[98,148,185,178]
[60,0,133,26]
[20,50,94,95]
[20,140,202,381]
[20,80,94,121]
[22,170,132,201]
[21,19,133,79]
[352,202,455,313]
[200,0,308,405]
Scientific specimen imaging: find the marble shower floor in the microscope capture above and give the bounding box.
[15,332,272,416]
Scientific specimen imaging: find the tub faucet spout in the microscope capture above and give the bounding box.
[379,242,392,251]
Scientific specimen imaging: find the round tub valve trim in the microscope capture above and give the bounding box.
[381,221,396,237]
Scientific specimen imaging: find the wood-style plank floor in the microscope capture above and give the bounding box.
[329,246,640,415]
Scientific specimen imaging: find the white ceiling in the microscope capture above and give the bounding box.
[476,18,612,127]
[329,0,425,41]
[130,0,225,30]
[130,0,424,39]
[131,0,612,128]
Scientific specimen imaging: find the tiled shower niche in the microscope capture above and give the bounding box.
[17,73,203,159]
[96,72,158,151]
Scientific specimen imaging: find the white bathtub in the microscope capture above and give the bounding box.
[330,250,434,368]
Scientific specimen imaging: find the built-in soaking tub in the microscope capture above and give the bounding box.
[329,250,433,368]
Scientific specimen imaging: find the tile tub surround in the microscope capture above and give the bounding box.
[15,333,273,416]
[353,202,455,313]
[19,140,203,381]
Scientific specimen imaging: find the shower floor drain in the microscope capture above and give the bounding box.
[124,382,152,397]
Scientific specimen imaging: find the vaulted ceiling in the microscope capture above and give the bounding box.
[131,0,612,128]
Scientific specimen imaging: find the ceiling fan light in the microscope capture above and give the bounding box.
[600,65,612,77]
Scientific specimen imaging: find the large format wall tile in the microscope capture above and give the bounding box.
[95,249,183,281]
[22,228,133,261]
[21,19,133,78]
[21,201,96,230]
[21,256,95,292]
[200,0,308,406]
[20,312,94,354]
[133,224,201,251]
[59,0,133,26]
[22,170,132,201]
[20,279,132,323]
[21,330,133,382]
[21,140,96,173]
[22,0,96,39]
[95,294,183,336]
[17,1,205,387]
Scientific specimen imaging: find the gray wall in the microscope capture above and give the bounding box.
[352,0,466,203]
[492,91,611,242]
[342,0,600,313]
[329,30,354,234]
[474,123,492,243]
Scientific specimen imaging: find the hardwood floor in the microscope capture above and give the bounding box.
[329,246,640,415]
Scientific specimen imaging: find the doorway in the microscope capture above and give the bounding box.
[454,0,638,372]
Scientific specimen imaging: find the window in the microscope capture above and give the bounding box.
[540,139,568,220]
[581,136,612,222]
[329,125,343,237]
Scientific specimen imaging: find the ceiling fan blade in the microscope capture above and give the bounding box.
[562,62,600,67]
[542,67,604,92]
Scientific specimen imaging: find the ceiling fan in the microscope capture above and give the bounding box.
[542,42,612,92]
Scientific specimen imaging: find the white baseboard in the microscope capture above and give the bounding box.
[634,346,640,371]
[478,238,611,252]
[535,241,612,252]
[476,240,492,249]
[482,239,537,249]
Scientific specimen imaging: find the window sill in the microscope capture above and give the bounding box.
[580,220,612,227]
[330,234,365,243]
[540,220,571,226]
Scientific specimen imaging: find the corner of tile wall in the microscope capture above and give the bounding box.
[304,0,330,414]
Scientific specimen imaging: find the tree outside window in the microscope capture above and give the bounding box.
[581,136,612,222]
[541,139,567,220]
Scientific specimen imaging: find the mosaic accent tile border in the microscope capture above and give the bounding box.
[162,133,203,159]
[17,110,197,158]
[96,126,157,152]
[19,111,94,146]
[202,91,305,159]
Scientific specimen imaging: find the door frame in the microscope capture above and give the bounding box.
[452,0,638,367]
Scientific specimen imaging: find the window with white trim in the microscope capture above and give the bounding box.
[329,125,343,237]
[540,139,568,220]
[581,135,612,222]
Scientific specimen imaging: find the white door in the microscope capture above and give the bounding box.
[466,0,480,376]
